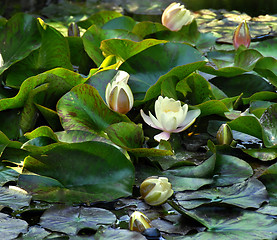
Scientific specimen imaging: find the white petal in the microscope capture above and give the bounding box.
[154,131,171,142]
[155,96,163,122]
[175,104,188,126]
[172,109,201,133]
[160,112,178,131]
[140,109,160,130]
[149,111,163,129]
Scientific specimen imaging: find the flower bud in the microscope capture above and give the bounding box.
[216,123,233,145]
[140,176,174,206]
[68,22,80,37]
[161,2,194,31]
[233,20,251,50]
[105,71,134,114]
[129,211,151,232]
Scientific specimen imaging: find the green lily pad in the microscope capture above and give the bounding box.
[195,100,230,117]
[254,57,277,87]
[169,207,277,240]
[0,68,85,111]
[57,84,130,134]
[0,212,28,239]
[0,187,31,210]
[77,11,122,29]
[259,161,277,206]
[100,38,166,63]
[174,179,267,209]
[119,42,205,102]
[106,122,144,149]
[209,74,275,98]
[213,154,253,187]
[55,130,100,143]
[95,227,147,240]
[102,16,137,31]
[0,13,41,76]
[6,21,73,87]
[228,116,263,140]
[177,73,215,105]
[260,103,277,148]
[40,205,116,235]
[243,148,277,161]
[82,25,141,66]
[18,141,135,203]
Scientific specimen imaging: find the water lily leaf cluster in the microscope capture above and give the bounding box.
[0,5,277,239]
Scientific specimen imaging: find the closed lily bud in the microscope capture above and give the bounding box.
[216,123,233,145]
[129,211,151,232]
[140,176,174,206]
[105,71,134,114]
[161,2,194,31]
[68,22,80,37]
[233,20,251,50]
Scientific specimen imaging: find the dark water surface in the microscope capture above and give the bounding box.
[1,0,277,18]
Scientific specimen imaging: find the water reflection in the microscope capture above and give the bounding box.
[182,0,277,17]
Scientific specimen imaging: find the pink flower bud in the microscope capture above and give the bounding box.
[233,20,251,50]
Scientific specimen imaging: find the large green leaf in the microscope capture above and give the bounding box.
[177,73,215,104]
[260,103,277,148]
[102,16,137,31]
[119,42,205,102]
[18,141,135,203]
[106,122,144,149]
[100,38,166,63]
[0,187,31,210]
[77,11,122,29]
[228,116,263,140]
[210,74,275,98]
[254,57,277,87]
[6,21,73,87]
[57,83,130,134]
[0,13,41,76]
[0,213,28,239]
[82,25,141,66]
[212,154,253,187]
[40,205,116,235]
[169,207,277,240]
[0,68,85,111]
[174,179,267,210]
[259,161,277,206]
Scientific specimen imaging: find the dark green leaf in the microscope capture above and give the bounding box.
[0,13,41,75]
[18,141,135,203]
[57,84,130,134]
[40,205,116,235]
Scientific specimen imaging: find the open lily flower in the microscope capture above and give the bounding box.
[140,96,201,141]
[162,2,194,31]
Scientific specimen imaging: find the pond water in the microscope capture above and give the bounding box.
[182,0,277,17]
[2,0,277,18]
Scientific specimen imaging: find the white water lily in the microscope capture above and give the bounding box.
[161,2,194,31]
[140,96,201,141]
[105,70,134,114]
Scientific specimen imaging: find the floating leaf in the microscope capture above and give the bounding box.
[0,187,31,210]
[57,84,130,134]
[6,21,73,87]
[0,213,28,239]
[82,25,141,66]
[40,205,116,235]
[170,207,277,240]
[0,13,41,75]
[174,179,267,209]
[228,116,263,140]
[260,103,277,148]
[18,141,135,203]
